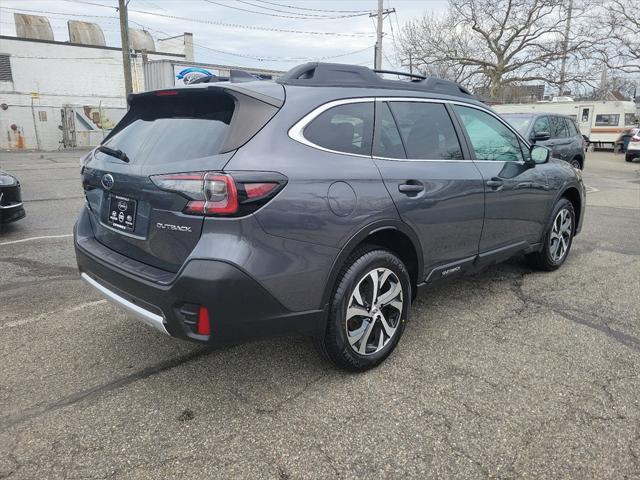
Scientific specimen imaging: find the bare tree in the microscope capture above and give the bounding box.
[398,0,597,98]
[593,0,639,75]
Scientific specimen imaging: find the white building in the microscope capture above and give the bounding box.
[0,17,282,151]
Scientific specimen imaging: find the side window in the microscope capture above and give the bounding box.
[550,116,569,138]
[373,102,406,159]
[454,105,524,162]
[595,114,620,126]
[532,116,550,135]
[566,118,579,136]
[625,113,637,126]
[303,102,374,155]
[387,101,463,160]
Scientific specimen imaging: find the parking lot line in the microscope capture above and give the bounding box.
[0,234,73,246]
[0,299,107,330]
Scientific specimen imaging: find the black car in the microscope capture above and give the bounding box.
[500,113,586,169]
[0,170,25,225]
[76,63,585,371]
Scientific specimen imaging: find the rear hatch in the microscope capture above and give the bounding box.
[81,85,282,272]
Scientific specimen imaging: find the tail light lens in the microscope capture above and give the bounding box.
[151,171,285,217]
[630,136,640,143]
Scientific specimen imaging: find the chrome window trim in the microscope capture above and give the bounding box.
[288,96,531,164]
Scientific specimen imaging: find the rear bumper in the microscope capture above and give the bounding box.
[75,217,325,346]
[80,272,169,335]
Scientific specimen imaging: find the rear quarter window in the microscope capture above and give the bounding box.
[303,102,374,156]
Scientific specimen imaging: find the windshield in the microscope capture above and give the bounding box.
[500,114,535,135]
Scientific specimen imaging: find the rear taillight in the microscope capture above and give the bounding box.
[150,172,285,217]
[630,136,640,143]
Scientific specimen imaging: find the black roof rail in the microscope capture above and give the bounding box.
[373,69,426,81]
[277,62,474,98]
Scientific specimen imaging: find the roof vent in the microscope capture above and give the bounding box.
[14,13,54,41]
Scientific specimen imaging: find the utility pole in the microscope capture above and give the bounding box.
[118,0,133,96]
[369,1,396,70]
[558,0,573,96]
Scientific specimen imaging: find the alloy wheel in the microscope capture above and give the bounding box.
[345,267,404,355]
[549,208,572,262]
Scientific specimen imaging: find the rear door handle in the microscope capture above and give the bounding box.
[398,182,424,194]
[486,179,504,189]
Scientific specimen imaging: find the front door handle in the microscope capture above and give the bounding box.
[486,178,504,189]
[398,182,424,194]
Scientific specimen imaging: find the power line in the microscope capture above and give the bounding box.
[251,0,375,14]
[231,0,371,18]
[56,0,375,37]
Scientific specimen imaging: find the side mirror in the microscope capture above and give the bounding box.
[530,145,550,164]
[532,131,551,142]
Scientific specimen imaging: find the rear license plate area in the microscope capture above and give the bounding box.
[107,194,137,232]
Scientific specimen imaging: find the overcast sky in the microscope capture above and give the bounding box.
[0,0,449,71]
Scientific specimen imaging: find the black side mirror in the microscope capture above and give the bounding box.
[530,145,550,164]
[532,131,551,142]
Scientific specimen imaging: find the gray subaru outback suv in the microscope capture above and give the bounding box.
[75,63,585,371]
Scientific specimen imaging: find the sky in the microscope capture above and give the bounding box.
[0,0,449,72]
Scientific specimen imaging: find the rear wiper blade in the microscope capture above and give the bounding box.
[97,145,130,163]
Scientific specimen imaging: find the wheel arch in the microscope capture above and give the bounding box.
[320,220,424,308]
[560,186,582,232]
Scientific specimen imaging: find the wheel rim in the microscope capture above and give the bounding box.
[570,159,581,169]
[549,208,572,262]
[345,267,404,356]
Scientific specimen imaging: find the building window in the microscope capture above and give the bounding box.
[595,114,620,126]
[0,54,12,82]
[38,111,47,122]
[625,113,637,126]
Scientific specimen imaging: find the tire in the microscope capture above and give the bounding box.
[569,157,582,169]
[626,153,634,162]
[317,246,411,371]
[526,198,575,271]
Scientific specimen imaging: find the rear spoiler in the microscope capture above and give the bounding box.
[127,82,284,109]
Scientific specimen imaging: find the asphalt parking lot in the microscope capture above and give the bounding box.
[0,150,638,479]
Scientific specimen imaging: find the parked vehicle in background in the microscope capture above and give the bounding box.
[0,170,25,226]
[500,113,586,169]
[494,100,638,149]
[75,62,586,371]
[625,128,640,162]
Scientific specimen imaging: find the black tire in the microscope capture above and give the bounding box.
[569,157,582,169]
[317,246,411,372]
[625,153,634,162]
[526,198,575,271]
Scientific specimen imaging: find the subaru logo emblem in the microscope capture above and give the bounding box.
[102,174,114,190]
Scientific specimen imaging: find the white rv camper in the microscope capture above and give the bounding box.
[493,100,638,148]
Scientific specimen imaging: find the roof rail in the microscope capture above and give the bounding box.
[277,62,474,98]
[373,69,426,81]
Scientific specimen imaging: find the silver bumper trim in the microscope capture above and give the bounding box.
[0,202,23,209]
[80,272,169,335]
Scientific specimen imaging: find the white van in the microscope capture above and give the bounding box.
[494,100,638,149]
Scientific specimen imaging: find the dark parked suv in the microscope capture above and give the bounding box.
[75,63,586,371]
[500,112,586,169]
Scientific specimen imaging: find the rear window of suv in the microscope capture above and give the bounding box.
[99,91,235,165]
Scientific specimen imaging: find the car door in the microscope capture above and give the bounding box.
[372,100,485,282]
[531,115,561,158]
[452,105,551,259]
[548,115,573,161]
